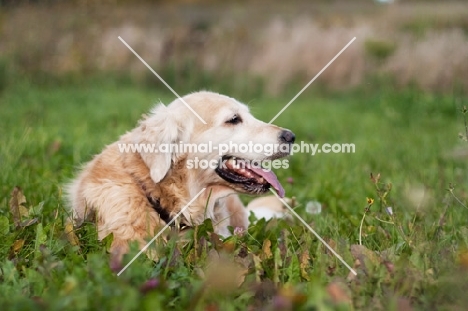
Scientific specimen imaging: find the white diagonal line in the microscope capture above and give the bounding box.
[270,189,357,276]
[117,188,206,276]
[268,37,356,124]
[118,36,207,125]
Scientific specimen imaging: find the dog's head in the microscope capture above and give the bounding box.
[131,91,295,198]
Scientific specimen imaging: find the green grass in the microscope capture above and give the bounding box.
[1,78,468,310]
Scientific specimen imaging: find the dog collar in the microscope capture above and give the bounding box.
[146,196,190,231]
[146,196,173,226]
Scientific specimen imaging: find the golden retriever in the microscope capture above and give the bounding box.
[66,91,295,263]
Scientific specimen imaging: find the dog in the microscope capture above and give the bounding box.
[66,91,295,263]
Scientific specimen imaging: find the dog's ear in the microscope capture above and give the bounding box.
[133,103,192,183]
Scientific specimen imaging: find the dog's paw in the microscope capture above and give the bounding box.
[246,195,293,222]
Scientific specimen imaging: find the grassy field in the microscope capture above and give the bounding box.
[1,77,468,310]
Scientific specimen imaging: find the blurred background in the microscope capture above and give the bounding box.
[1,0,467,96]
[2,2,468,309]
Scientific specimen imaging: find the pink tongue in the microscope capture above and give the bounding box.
[248,166,285,198]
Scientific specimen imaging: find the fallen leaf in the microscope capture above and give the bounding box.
[326,281,352,306]
[210,232,223,250]
[459,250,468,269]
[253,254,263,283]
[9,186,27,227]
[261,239,272,260]
[278,285,307,306]
[299,251,310,280]
[64,221,80,246]
[350,244,381,274]
[222,240,236,253]
[347,259,360,282]
[10,239,25,257]
[20,218,38,227]
[205,253,246,289]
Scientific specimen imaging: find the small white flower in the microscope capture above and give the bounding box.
[385,207,393,215]
[305,201,322,214]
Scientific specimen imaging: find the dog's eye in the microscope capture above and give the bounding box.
[225,114,242,125]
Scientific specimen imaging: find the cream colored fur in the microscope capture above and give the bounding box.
[66,91,290,261]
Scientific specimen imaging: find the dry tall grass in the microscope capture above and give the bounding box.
[1,1,467,93]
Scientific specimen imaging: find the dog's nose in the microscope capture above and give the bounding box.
[280,130,295,144]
